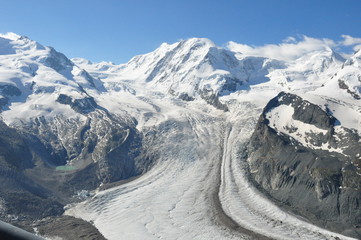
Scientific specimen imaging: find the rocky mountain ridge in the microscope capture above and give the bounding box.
[246,92,361,237]
[0,32,361,239]
[0,33,151,226]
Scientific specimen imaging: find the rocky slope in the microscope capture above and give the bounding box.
[73,38,285,111]
[1,32,361,239]
[70,39,361,239]
[242,49,361,239]
[0,33,151,233]
[246,92,361,238]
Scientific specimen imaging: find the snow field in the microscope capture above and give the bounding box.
[1,33,360,240]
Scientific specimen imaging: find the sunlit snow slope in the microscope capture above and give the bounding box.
[67,39,361,239]
[0,33,360,239]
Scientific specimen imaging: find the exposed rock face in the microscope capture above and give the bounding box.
[2,33,361,239]
[0,33,155,235]
[43,47,74,73]
[246,92,361,238]
[0,84,22,110]
[14,216,107,240]
[56,94,98,114]
[0,109,149,222]
[199,89,229,111]
[0,121,64,220]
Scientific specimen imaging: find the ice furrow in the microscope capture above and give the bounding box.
[218,104,356,240]
[65,98,356,240]
[66,110,243,240]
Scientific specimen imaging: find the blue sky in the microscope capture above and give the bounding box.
[1,0,360,63]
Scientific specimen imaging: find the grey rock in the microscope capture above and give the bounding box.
[246,92,361,238]
[177,92,195,101]
[56,94,98,114]
[263,92,336,129]
[0,108,152,237]
[43,47,73,73]
[199,88,229,112]
[0,97,8,109]
[338,79,361,100]
[14,216,106,240]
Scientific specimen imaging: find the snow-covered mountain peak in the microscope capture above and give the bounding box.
[129,37,217,68]
[178,37,216,49]
[142,39,249,100]
[329,48,347,62]
[0,34,108,124]
[0,32,24,41]
[71,57,93,66]
[0,32,46,55]
[344,49,361,67]
[310,48,361,102]
[2,33,361,240]
[286,48,344,77]
[6,33,357,114]
[80,37,247,103]
[75,37,352,107]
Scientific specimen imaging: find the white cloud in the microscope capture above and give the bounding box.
[340,35,361,46]
[227,36,337,62]
[283,36,296,43]
[340,35,361,52]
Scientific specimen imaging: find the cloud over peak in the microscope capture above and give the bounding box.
[227,35,361,62]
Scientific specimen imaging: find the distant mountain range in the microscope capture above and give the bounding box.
[0,32,360,239]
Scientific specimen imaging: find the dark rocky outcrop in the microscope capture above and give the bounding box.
[0,121,64,221]
[262,92,337,129]
[0,97,9,109]
[199,89,229,111]
[14,216,106,240]
[56,94,98,114]
[177,92,195,102]
[338,79,361,100]
[43,47,74,73]
[0,84,22,110]
[245,92,361,238]
[0,109,152,236]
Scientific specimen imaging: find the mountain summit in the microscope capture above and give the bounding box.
[0,33,361,239]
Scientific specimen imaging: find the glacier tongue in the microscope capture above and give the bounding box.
[66,37,361,239]
[66,93,355,240]
[1,33,361,239]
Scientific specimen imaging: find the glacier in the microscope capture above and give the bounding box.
[0,32,360,239]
